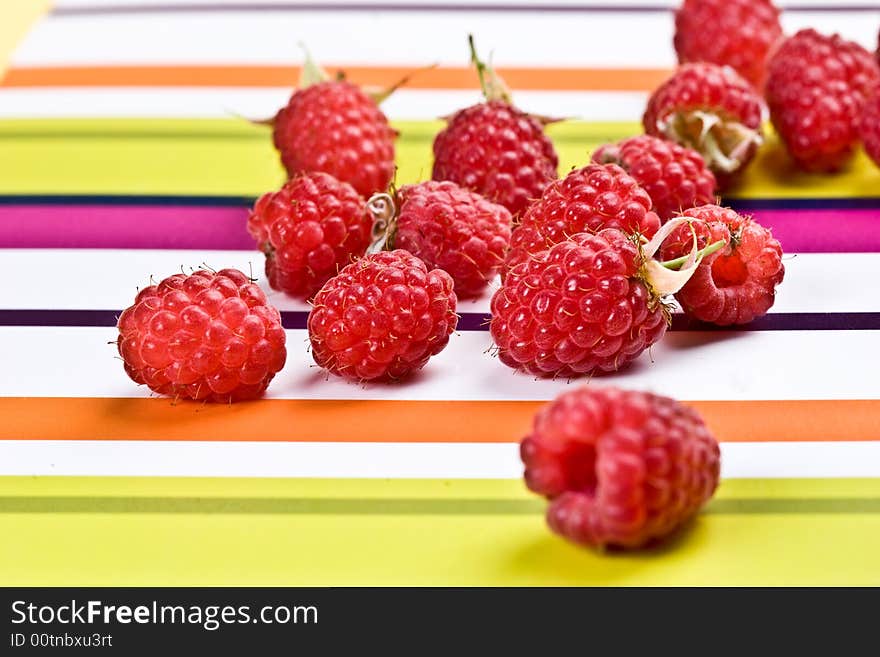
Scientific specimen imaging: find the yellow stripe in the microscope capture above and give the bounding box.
[1,476,879,586]
[0,118,877,199]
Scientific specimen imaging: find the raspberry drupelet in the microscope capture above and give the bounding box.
[271,54,396,197]
[432,36,558,218]
[247,172,372,300]
[765,29,880,172]
[674,0,783,88]
[368,181,512,299]
[308,250,458,382]
[592,135,717,222]
[117,269,287,402]
[504,163,661,274]
[861,90,880,168]
[521,386,720,549]
[659,205,784,325]
[643,62,764,180]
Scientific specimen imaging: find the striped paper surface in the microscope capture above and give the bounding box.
[1,0,879,585]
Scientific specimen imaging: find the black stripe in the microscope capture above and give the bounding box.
[2,309,878,331]
[50,3,880,16]
[3,194,880,211]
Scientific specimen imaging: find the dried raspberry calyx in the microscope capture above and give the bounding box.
[656,108,762,174]
[468,34,512,104]
[640,216,727,301]
[366,191,399,253]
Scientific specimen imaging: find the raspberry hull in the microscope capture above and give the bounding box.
[392,181,512,299]
[273,80,396,197]
[766,29,880,172]
[521,386,720,549]
[117,269,287,402]
[674,0,782,88]
[247,172,371,300]
[505,163,660,273]
[592,135,717,222]
[643,63,764,179]
[491,230,668,378]
[660,205,784,325]
[308,250,458,382]
[432,100,558,217]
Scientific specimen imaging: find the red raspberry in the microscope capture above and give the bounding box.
[491,230,668,378]
[766,29,880,172]
[861,90,880,167]
[659,205,784,325]
[674,0,782,88]
[247,172,371,300]
[308,250,458,382]
[432,38,558,217]
[117,269,287,403]
[382,181,512,299]
[521,386,720,549]
[433,101,558,218]
[592,135,717,222]
[643,62,764,179]
[504,163,660,273]
[273,80,396,197]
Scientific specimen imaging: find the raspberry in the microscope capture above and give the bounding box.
[766,29,880,172]
[861,90,880,168]
[504,163,660,273]
[432,38,558,217]
[376,181,512,299]
[117,269,287,403]
[308,250,458,382]
[643,62,764,178]
[491,230,668,378]
[674,0,782,88]
[273,80,395,197]
[521,386,720,549]
[592,135,717,222]
[659,205,784,325]
[247,172,371,299]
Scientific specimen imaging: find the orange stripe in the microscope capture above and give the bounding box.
[0,65,670,91]
[0,398,876,443]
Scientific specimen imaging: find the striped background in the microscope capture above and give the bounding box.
[1,0,879,585]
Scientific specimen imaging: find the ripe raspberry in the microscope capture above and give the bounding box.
[504,163,660,273]
[432,37,558,217]
[308,250,457,382]
[659,205,784,325]
[247,172,371,299]
[273,80,395,197]
[643,63,764,178]
[375,181,512,299]
[592,135,717,222]
[521,386,720,549]
[861,90,880,167]
[117,269,287,402]
[674,0,782,88]
[766,29,880,172]
[491,230,668,378]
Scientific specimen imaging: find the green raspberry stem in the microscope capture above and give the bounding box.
[659,239,726,270]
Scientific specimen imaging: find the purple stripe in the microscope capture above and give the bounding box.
[2,204,879,252]
[51,3,878,16]
[0,204,253,250]
[1,309,878,331]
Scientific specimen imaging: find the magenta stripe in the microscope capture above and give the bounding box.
[0,204,877,252]
[0,204,253,250]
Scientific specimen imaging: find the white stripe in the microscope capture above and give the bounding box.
[13,8,879,69]
[0,326,877,401]
[0,88,648,121]
[11,11,679,67]
[0,250,871,314]
[0,439,877,479]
